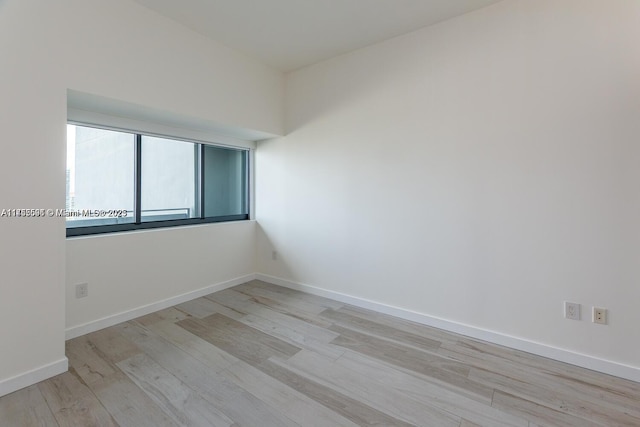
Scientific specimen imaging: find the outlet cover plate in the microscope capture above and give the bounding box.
[75,283,88,299]
[564,302,580,320]
[593,307,607,325]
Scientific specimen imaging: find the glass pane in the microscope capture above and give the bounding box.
[66,125,135,228]
[203,145,248,218]
[141,136,198,222]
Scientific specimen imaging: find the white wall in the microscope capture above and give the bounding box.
[0,0,282,395]
[0,0,67,393]
[61,0,283,137]
[257,0,640,374]
[66,222,256,333]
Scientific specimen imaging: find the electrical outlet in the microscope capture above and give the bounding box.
[272,250,278,261]
[593,307,607,325]
[75,283,88,299]
[564,302,580,320]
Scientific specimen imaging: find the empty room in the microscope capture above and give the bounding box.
[1,0,639,426]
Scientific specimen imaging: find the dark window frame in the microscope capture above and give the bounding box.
[66,123,250,238]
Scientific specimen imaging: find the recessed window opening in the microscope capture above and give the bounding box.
[66,123,249,237]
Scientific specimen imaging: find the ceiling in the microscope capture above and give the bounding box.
[132,0,503,72]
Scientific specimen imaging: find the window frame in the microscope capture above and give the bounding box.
[66,122,251,237]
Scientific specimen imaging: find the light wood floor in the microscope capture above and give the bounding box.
[1,280,639,426]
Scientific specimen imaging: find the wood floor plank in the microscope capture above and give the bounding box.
[65,335,118,387]
[328,324,496,402]
[238,313,346,360]
[203,288,267,316]
[234,282,331,315]
[277,350,462,427]
[206,287,343,357]
[543,370,640,415]
[470,366,640,426]
[452,338,640,398]
[204,289,344,359]
[492,390,602,427]
[335,349,529,427]
[196,298,246,320]
[248,280,345,310]
[135,307,193,326]
[86,326,142,364]
[335,304,463,346]
[67,327,180,427]
[247,303,340,343]
[257,359,416,427]
[328,323,442,362]
[239,311,340,345]
[329,323,441,363]
[0,385,59,427]
[88,370,180,427]
[141,319,239,373]
[206,289,334,328]
[320,307,442,351]
[176,297,226,319]
[441,341,640,420]
[207,289,341,345]
[118,353,236,427]
[38,371,117,427]
[206,288,253,302]
[222,360,360,427]
[116,321,300,427]
[177,314,301,366]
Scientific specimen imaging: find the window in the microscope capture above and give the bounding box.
[66,126,136,228]
[203,145,248,218]
[66,124,250,237]
[141,136,198,222]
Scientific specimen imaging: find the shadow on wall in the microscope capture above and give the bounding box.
[255,221,295,282]
[285,43,419,133]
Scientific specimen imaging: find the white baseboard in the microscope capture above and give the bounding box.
[256,273,640,383]
[0,358,68,398]
[65,274,257,340]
